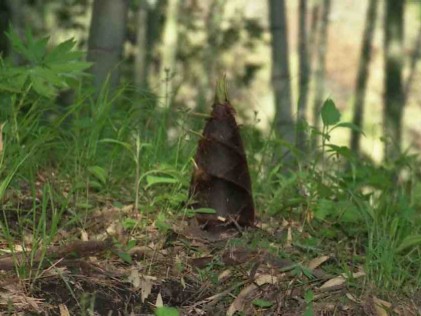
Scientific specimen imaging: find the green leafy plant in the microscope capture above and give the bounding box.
[0,27,92,189]
[303,290,314,316]
[99,135,152,210]
[318,98,363,172]
[4,28,90,98]
[252,298,273,308]
[155,306,179,316]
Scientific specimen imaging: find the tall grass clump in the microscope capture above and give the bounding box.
[248,99,421,293]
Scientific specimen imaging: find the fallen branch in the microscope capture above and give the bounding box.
[0,239,114,271]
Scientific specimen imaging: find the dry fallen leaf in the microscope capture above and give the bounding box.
[81,230,89,241]
[121,204,134,212]
[140,277,153,303]
[307,255,330,270]
[319,271,365,290]
[254,274,278,286]
[218,269,232,282]
[373,296,392,316]
[127,269,155,303]
[59,304,70,316]
[343,271,365,279]
[226,283,257,316]
[346,293,360,303]
[227,274,278,316]
[0,283,44,313]
[128,269,141,289]
[319,276,346,289]
[286,227,293,247]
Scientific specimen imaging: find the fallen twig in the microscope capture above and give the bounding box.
[0,239,114,271]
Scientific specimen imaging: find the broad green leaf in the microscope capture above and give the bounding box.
[326,144,353,160]
[155,307,179,316]
[88,165,107,184]
[45,38,78,63]
[192,208,217,214]
[33,66,66,86]
[5,28,89,96]
[304,290,314,303]
[32,36,49,62]
[303,290,314,316]
[252,299,273,308]
[321,98,340,126]
[146,175,178,188]
[30,75,55,98]
[118,252,132,264]
[88,180,103,190]
[0,67,27,92]
[127,239,137,249]
[6,28,34,62]
[304,306,314,316]
[49,61,92,75]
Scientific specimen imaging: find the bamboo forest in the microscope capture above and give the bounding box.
[0,0,421,315]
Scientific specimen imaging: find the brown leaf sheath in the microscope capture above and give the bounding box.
[189,101,255,229]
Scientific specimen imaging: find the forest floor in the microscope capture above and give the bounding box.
[1,188,420,316]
